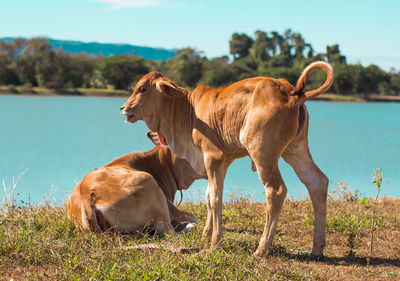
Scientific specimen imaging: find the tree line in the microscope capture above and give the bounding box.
[1,30,399,96]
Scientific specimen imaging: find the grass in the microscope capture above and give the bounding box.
[1,193,399,280]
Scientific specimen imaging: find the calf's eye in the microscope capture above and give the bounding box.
[138,87,146,93]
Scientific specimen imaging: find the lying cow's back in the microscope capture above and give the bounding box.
[66,145,202,233]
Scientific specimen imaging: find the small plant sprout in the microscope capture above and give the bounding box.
[360,168,384,256]
[331,180,360,202]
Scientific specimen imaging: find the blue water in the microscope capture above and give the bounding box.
[1,95,399,204]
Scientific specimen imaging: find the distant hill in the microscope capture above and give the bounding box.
[0,37,177,61]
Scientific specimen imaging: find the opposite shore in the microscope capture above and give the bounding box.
[2,85,400,103]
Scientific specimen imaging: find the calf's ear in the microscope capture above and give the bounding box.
[146,131,162,146]
[155,78,186,99]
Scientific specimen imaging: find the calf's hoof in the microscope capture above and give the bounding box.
[210,236,222,249]
[310,254,325,262]
[311,241,326,257]
[202,226,212,238]
[253,247,271,258]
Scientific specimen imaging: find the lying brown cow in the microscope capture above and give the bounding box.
[66,132,202,234]
[121,61,333,257]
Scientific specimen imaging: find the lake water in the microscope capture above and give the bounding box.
[1,95,399,205]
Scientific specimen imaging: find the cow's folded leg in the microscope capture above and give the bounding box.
[154,220,175,235]
[168,200,197,225]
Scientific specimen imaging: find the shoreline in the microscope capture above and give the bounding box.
[314,93,400,103]
[0,86,130,97]
[1,86,400,103]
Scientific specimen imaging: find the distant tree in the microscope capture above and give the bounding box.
[388,70,400,95]
[229,33,253,59]
[249,30,271,65]
[199,56,238,88]
[99,55,148,89]
[332,64,354,94]
[291,32,306,59]
[0,38,26,61]
[0,30,397,98]
[16,37,58,87]
[326,44,346,64]
[354,64,390,96]
[231,57,257,79]
[146,59,169,75]
[30,38,58,87]
[15,47,35,86]
[283,28,293,43]
[270,31,284,56]
[56,53,97,88]
[259,66,301,85]
[0,38,26,85]
[0,58,20,85]
[168,48,204,88]
[270,42,293,67]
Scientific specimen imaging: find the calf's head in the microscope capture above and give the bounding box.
[121,72,187,131]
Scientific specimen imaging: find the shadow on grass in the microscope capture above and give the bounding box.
[271,246,400,267]
[224,227,263,235]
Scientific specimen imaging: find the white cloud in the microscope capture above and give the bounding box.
[91,0,202,9]
[93,0,165,9]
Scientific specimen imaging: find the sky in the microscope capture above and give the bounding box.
[1,0,400,70]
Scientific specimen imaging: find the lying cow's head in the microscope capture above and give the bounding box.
[146,131,203,190]
[121,72,187,131]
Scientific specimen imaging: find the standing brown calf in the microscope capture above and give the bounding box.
[121,61,333,257]
[66,132,203,234]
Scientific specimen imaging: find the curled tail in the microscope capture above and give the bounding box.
[82,199,112,232]
[292,61,334,103]
[67,175,113,233]
[80,178,112,232]
[81,196,102,232]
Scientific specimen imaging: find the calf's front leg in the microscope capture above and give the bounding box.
[203,155,226,248]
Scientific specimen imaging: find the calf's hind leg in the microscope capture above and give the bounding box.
[252,158,287,257]
[244,138,288,256]
[282,141,329,257]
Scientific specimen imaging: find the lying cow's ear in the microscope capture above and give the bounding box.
[146,132,162,146]
[155,78,186,99]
